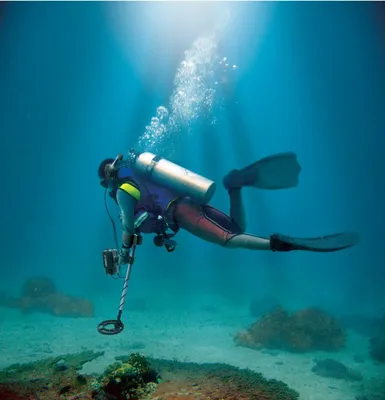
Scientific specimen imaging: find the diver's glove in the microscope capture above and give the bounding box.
[118,247,131,265]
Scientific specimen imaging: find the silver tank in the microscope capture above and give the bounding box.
[132,152,216,204]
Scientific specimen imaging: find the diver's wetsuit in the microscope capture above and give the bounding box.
[116,182,271,250]
[174,189,271,249]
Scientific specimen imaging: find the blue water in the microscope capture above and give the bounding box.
[0,2,384,398]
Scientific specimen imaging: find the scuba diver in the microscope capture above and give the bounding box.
[98,149,359,266]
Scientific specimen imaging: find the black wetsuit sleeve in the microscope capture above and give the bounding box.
[116,188,137,246]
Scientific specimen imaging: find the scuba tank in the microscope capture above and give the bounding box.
[127,149,216,204]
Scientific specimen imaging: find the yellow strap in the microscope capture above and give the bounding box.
[165,196,180,213]
[163,196,180,225]
[119,183,141,201]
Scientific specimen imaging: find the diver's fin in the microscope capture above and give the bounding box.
[270,232,359,253]
[223,152,302,190]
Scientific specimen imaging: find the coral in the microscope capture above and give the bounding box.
[0,385,26,400]
[0,350,104,399]
[96,354,160,400]
[0,352,300,400]
[1,276,94,318]
[0,349,104,378]
[48,293,94,317]
[288,308,346,351]
[17,292,95,317]
[235,307,290,350]
[149,358,300,400]
[104,361,136,380]
[235,306,346,353]
[127,353,152,374]
[20,276,57,299]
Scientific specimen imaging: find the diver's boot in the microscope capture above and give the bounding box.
[269,234,301,252]
[223,169,251,191]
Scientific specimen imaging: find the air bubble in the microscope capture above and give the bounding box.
[156,106,169,122]
[137,36,237,155]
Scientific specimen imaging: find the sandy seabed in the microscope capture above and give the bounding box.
[0,302,384,400]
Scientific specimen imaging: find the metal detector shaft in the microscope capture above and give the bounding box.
[97,212,148,335]
[116,242,137,320]
[97,239,139,335]
[116,212,148,319]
